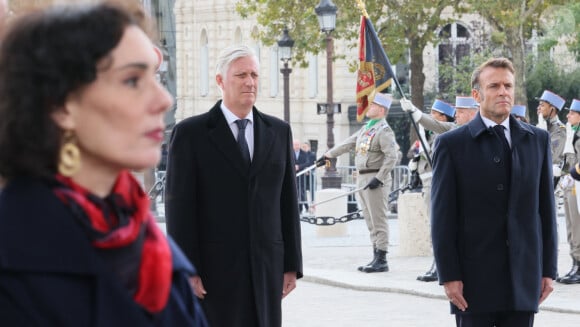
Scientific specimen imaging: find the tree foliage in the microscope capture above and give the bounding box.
[462,0,569,104]
[236,0,464,109]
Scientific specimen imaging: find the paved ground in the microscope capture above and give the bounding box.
[282,281,580,326]
[279,216,580,326]
[156,206,580,326]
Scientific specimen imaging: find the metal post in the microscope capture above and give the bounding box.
[281,62,292,123]
[321,33,342,189]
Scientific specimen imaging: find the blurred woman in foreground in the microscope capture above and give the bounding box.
[0,3,207,326]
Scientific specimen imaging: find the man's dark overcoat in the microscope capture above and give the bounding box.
[165,100,303,327]
[431,113,558,314]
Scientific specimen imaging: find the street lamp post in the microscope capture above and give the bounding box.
[277,28,294,123]
[315,0,341,189]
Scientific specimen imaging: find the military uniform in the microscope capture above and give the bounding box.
[410,111,456,282]
[547,115,566,168]
[326,118,399,254]
[561,126,580,280]
[559,99,580,284]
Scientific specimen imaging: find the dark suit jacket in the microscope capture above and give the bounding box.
[295,149,311,192]
[165,101,303,327]
[0,177,207,327]
[431,113,558,314]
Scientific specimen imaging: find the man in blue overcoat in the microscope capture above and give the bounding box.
[431,57,558,327]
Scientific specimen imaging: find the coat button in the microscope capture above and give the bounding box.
[497,184,504,191]
[493,156,501,163]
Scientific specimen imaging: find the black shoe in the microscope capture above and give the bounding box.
[358,247,378,272]
[556,257,579,283]
[363,250,389,273]
[417,269,438,282]
[559,272,580,284]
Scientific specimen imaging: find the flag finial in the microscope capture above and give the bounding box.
[356,0,369,18]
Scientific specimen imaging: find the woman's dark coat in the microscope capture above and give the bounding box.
[0,177,207,326]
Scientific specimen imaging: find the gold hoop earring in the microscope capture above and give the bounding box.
[58,131,81,177]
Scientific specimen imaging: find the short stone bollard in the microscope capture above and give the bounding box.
[314,188,348,237]
[397,192,431,256]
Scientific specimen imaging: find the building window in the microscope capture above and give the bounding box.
[200,29,209,97]
[438,22,471,93]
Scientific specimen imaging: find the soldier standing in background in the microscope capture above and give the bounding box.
[317,93,399,273]
[401,98,456,281]
[536,90,567,182]
[560,99,580,284]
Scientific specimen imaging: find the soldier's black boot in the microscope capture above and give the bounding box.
[363,250,389,273]
[559,259,580,284]
[358,247,378,272]
[417,260,438,282]
[556,256,577,282]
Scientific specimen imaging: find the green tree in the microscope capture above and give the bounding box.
[537,3,580,61]
[236,0,464,109]
[463,0,568,105]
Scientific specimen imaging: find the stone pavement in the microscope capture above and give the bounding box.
[156,212,580,315]
[299,217,580,315]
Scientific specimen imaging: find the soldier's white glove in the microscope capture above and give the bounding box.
[553,164,562,177]
[401,99,423,123]
[408,155,420,172]
[408,160,418,172]
[400,99,417,112]
[560,174,574,189]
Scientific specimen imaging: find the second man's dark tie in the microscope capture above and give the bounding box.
[235,119,251,165]
[492,124,511,152]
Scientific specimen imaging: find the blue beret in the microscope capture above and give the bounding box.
[455,96,478,109]
[372,93,392,109]
[536,90,565,110]
[431,99,455,118]
[511,105,526,117]
[569,99,580,113]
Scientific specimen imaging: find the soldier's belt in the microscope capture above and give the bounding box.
[358,169,380,174]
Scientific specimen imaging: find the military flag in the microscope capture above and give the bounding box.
[356,16,396,122]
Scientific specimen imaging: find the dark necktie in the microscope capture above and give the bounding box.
[492,125,511,151]
[235,119,251,165]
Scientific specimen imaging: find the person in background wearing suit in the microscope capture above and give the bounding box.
[0,3,207,326]
[294,139,310,213]
[165,45,303,327]
[300,141,316,206]
[431,57,557,326]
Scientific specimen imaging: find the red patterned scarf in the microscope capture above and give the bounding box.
[53,170,172,313]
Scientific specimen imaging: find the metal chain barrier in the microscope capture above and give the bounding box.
[300,210,364,226]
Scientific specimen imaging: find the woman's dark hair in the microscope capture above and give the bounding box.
[0,3,140,179]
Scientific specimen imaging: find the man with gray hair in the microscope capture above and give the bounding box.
[165,45,303,327]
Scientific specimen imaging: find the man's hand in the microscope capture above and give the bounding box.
[189,275,207,299]
[539,277,554,304]
[400,99,417,112]
[316,156,329,167]
[282,272,297,299]
[364,177,383,190]
[444,280,468,312]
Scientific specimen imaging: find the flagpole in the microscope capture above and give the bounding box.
[355,0,432,167]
